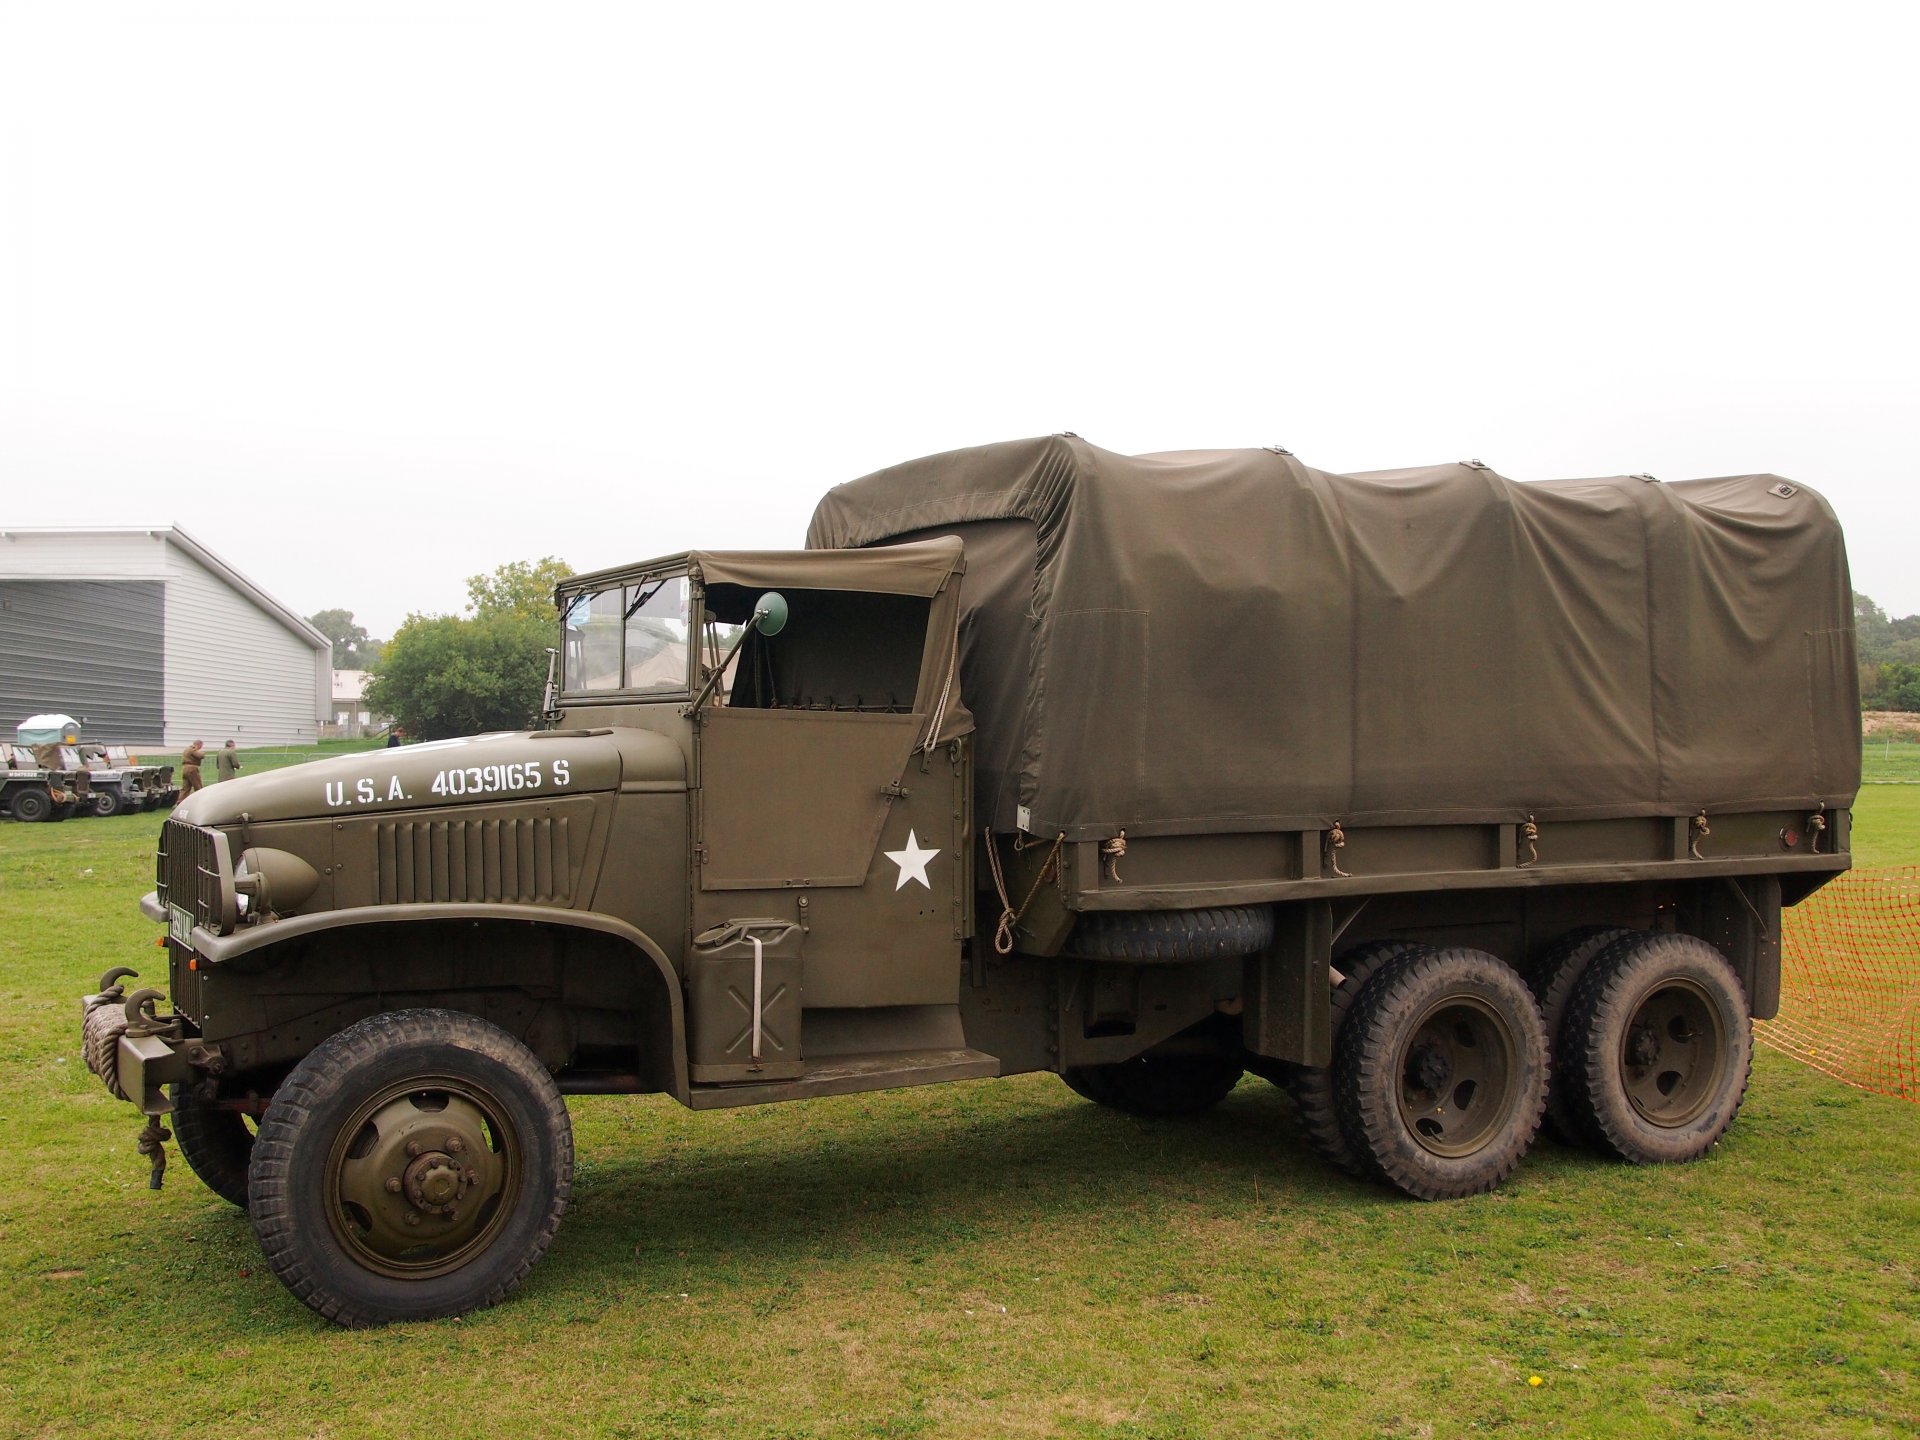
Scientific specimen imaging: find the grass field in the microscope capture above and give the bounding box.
[1861,737,1920,786]
[131,737,390,776]
[0,780,1915,1437]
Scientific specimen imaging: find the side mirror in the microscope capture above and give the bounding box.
[687,593,789,716]
[753,592,789,637]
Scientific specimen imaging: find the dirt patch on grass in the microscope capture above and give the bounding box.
[1863,711,1920,741]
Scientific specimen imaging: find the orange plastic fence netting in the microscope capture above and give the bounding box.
[1756,866,1920,1102]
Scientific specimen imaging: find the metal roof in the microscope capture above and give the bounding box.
[0,524,331,650]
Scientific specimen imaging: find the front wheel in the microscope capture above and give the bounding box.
[170,1085,256,1207]
[10,788,51,822]
[249,1009,572,1327]
[93,788,125,817]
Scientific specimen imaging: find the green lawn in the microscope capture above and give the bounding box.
[134,737,389,776]
[0,788,1914,1437]
[1853,782,1920,865]
[1861,737,1920,786]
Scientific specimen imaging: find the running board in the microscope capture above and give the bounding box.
[687,1047,1000,1111]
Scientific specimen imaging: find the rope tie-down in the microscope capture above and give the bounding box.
[985,828,1066,956]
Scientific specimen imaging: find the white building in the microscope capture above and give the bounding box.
[329,668,389,738]
[0,526,330,747]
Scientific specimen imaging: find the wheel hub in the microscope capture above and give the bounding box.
[403,1152,472,1214]
[1409,1044,1452,1092]
[325,1082,520,1280]
[1618,979,1727,1129]
[1626,1025,1662,1068]
[1394,996,1519,1159]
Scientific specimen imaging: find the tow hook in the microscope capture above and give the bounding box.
[122,987,185,1191]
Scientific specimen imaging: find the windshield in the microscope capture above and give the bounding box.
[561,574,692,694]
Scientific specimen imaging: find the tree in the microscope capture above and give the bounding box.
[1853,593,1920,707]
[309,608,382,669]
[364,609,555,739]
[364,556,574,740]
[466,557,575,621]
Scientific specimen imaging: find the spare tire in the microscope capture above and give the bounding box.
[1066,906,1275,962]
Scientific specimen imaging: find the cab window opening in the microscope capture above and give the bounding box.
[702,585,931,712]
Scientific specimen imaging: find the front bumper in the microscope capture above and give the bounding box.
[79,973,216,1116]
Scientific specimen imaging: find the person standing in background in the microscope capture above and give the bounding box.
[177,740,206,802]
[216,739,241,782]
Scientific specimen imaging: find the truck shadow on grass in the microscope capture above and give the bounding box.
[534,1076,1615,1304]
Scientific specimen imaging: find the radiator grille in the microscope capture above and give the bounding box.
[374,816,573,906]
[155,818,220,928]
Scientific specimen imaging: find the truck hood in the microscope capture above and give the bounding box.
[170,729,676,826]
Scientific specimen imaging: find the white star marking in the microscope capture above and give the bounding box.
[884,829,940,891]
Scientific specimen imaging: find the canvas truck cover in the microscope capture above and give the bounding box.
[806,435,1861,843]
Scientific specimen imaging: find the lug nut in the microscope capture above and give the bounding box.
[384,1177,402,1193]
[405,1140,422,1158]
[446,1135,464,1154]
[405,1211,420,1226]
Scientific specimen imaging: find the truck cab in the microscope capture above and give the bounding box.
[551,538,983,1098]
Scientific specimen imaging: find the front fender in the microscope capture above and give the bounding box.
[190,904,690,1103]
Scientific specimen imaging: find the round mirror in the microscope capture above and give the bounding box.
[753,591,789,637]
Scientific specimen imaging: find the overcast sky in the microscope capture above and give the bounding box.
[3,2,1915,639]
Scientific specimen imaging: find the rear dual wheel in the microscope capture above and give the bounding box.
[1283,939,1424,1176]
[1333,948,1549,1200]
[1526,926,1633,1141]
[1559,934,1751,1164]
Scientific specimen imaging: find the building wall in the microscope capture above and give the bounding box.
[0,530,330,747]
[0,579,166,738]
[160,546,329,747]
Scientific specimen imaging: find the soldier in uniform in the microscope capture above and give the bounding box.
[177,740,206,802]
[216,739,242,782]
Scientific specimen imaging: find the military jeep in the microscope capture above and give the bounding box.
[5,742,90,821]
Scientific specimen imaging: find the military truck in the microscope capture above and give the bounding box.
[4,742,91,820]
[79,436,1859,1327]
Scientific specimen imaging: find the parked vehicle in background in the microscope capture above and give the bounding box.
[77,744,176,812]
[3,742,90,820]
[78,436,1860,1327]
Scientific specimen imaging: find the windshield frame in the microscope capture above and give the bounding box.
[555,566,695,701]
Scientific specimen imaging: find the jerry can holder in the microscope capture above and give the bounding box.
[688,918,804,1083]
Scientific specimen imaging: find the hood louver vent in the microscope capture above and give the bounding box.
[374,816,574,906]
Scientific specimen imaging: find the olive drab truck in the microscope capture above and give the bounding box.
[79,435,1860,1326]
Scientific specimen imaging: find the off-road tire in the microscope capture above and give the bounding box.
[10,788,51,822]
[1067,906,1275,962]
[1560,934,1752,1164]
[92,788,125,817]
[249,1009,572,1327]
[1284,939,1427,1178]
[1526,926,1635,1142]
[1060,1054,1245,1117]
[169,1084,255,1208]
[1334,947,1548,1200]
